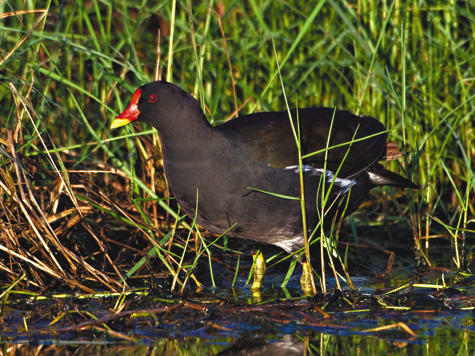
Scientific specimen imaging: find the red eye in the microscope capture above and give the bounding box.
[149,94,158,103]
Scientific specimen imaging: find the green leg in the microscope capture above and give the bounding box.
[251,251,267,290]
[300,261,314,295]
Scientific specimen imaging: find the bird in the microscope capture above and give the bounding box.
[111,81,419,293]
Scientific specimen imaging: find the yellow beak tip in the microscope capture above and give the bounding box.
[110,118,131,129]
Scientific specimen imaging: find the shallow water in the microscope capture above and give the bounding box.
[2,239,474,355]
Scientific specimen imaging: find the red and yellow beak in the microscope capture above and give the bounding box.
[111,89,142,129]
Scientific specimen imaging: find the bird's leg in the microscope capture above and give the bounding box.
[251,251,266,290]
[300,261,314,295]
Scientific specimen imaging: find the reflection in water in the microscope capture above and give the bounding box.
[217,335,304,356]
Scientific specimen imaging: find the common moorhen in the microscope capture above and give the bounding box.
[112,81,419,292]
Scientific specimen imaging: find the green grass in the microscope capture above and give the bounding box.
[0,0,474,294]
